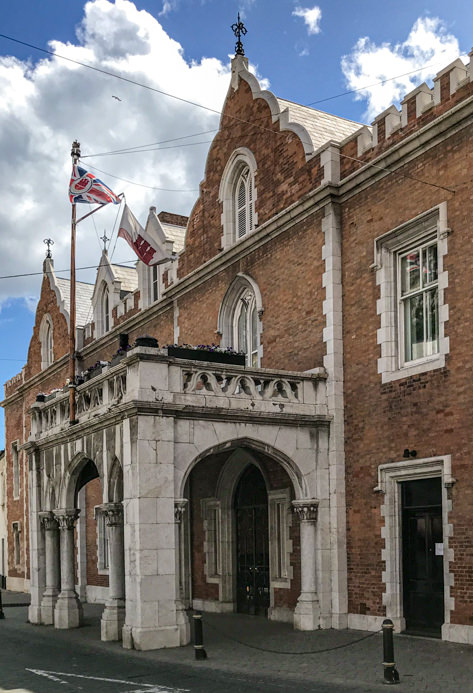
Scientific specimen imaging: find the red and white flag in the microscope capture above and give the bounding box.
[118,204,170,266]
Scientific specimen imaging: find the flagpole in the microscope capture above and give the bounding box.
[69,140,80,425]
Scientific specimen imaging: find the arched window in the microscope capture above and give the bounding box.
[39,314,54,370]
[97,282,110,336]
[219,148,258,249]
[218,274,263,368]
[234,290,258,367]
[235,167,254,240]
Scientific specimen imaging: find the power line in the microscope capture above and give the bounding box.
[0,260,138,281]
[85,161,199,193]
[81,129,219,158]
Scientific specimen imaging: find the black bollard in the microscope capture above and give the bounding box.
[0,585,4,620]
[382,619,399,684]
[193,611,207,660]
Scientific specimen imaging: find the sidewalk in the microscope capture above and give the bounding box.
[1,589,30,607]
[2,596,473,692]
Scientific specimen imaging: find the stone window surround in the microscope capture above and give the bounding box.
[201,497,221,584]
[39,313,54,370]
[95,508,110,575]
[219,147,258,250]
[374,455,455,634]
[374,202,449,383]
[217,273,263,366]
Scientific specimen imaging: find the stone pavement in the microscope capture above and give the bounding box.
[1,591,473,692]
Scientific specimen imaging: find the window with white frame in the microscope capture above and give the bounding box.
[234,290,258,367]
[219,148,258,250]
[218,275,263,367]
[39,314,54,370]
[398,240,438,364]
[12,442,19,500]
[96,282,110,336]
[97,512,109,572]
[12,522,21,567]
[201,498,221,582]
[268,489,293,586]
[374,203,449,383]
[235,167,254,240]
[151,265,159,302]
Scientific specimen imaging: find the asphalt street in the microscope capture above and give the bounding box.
[0,605,389,693]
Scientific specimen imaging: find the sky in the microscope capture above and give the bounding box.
[0,0,472,443]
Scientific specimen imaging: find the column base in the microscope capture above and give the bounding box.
[123,625,181,650]
[293,592,321,631]
[28,604,43,625]
[41,589,60,625]
[54,590,83,629]
[101,599,126,641]
[176,600,190,645]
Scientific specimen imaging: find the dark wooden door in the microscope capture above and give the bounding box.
[402,478,444,636]
[235,466,270,615]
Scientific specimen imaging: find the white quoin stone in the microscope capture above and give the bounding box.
[320,145,340,185]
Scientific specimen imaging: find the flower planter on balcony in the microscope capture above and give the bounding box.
[167,345,246,366]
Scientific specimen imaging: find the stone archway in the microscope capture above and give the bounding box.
[186,442,305,625]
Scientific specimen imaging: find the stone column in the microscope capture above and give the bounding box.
[53,509,83,629]
[39,511,60,625]
[100,503,126,641]
[174,499,190,646]
[292,500,321,631]
[27,448,45,625]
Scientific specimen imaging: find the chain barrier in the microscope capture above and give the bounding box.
[202,617,381,656]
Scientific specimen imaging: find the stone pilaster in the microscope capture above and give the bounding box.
[53,509,83,629]
[292,500,321,631]
[39,511,60,625]
[27,448,45,625]
[174,498,190,646]
[99,503,126,641]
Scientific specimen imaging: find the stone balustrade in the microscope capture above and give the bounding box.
[30,347,328,438]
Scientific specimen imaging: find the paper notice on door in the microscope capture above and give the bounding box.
[435,543,444,556]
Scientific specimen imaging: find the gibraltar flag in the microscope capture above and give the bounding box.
[69,164,121,205]
[118,204,170,266]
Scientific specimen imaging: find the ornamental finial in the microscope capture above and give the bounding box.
[231,13,247,56]
[43,238,54,259]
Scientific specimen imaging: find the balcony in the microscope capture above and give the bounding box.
[30,346,329,440]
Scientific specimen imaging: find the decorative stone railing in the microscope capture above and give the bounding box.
[30,366,127,439]
[30,347,328,439]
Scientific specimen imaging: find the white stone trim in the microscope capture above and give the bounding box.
[268,488,293,588]
[85,584,108,604]
[39,314,54,370]
[192,598,233,613]
[376,455,454,634]
[321,202,348,629]
[219,147,258,250]
[217,273,263,365]
[374,202,449,383]
[442,623,473,645]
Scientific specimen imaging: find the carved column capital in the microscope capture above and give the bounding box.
[39,511,58,531]
[102,502,124,527]
[174,498,188,524]
[53,508,80,530]
[292,499,318,523]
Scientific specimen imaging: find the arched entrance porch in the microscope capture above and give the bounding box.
[183,441,320,628]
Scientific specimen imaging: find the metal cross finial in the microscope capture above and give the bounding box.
[231,13,247,56]
[100,232,110,251]
[43,238,54,258]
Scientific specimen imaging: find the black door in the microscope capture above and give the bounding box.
[402,478,444,636]
[235,465,270,615]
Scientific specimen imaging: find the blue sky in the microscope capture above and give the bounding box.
[0,0,472,443]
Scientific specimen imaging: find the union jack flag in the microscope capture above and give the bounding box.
[69,164,121,205]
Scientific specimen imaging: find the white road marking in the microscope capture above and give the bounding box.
[26,669,189,692]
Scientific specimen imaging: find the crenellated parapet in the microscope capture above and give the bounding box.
[336,53,473,181]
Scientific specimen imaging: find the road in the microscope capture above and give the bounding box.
[0,607,387,693]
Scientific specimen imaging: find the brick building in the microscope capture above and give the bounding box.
[2,48,473,648]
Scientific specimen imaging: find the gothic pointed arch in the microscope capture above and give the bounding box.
[218,273,263,366]
[39,314,54,370]
[219,147,258,249]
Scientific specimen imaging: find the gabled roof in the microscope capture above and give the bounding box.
[55,278,94,328]
[110,264,138,293]
[160,222,186,252]
[276,98,364,151]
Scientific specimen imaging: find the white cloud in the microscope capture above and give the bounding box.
[292,6,322,36]
[159,1,176,16]
[341,16,460,121]
[0,0,271,305]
